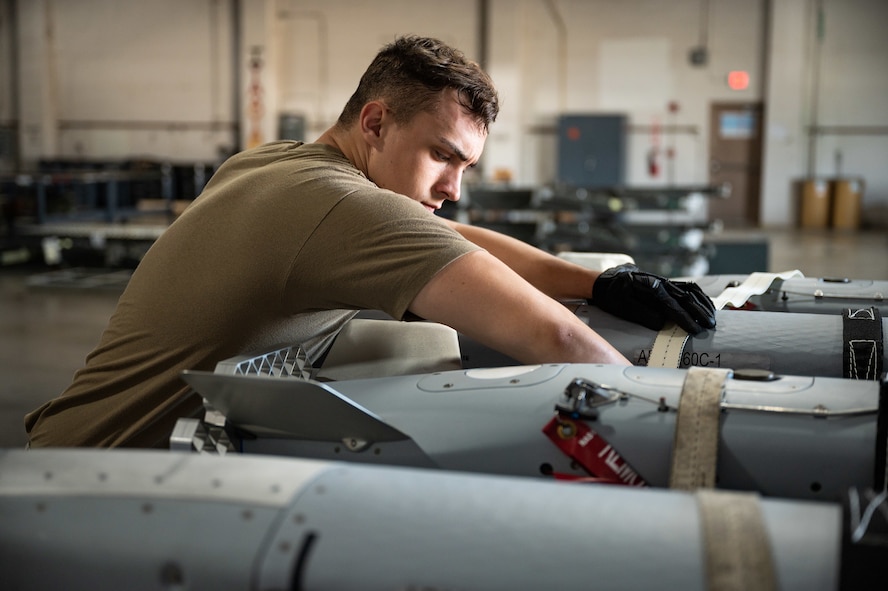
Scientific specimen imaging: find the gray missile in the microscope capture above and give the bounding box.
[177,358,887,502]
[681,274,888,315]
[458,304,887,379]
[1,448,881,591]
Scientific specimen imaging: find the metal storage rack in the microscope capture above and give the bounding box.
[461,182,730,277]
[1,159,216,267]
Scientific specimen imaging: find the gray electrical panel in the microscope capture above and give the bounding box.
[278,113,306,141]
[557,114,626,188]
[0,126,17,173]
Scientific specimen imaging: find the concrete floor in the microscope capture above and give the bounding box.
[1,228,886,448]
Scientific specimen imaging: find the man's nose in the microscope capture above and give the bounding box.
[438,169,462,202]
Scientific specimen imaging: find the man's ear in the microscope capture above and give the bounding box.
[359,101,387,149]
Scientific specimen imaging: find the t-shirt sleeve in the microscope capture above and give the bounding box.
[285,189,481,320]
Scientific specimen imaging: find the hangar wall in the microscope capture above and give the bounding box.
[1,0,886,227]
[484,0,764,191]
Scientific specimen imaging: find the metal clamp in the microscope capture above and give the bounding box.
[555,378,621,419]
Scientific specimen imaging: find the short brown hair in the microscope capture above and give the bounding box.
[337,35,499,133]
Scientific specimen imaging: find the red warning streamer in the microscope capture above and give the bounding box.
[542,416,648,487]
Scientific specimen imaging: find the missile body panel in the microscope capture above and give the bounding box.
[686,274,888,315]
[459,305,887,380]
[0,449,854,591]
[180,361,885,503]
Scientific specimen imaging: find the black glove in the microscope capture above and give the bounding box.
[590,264,717,335]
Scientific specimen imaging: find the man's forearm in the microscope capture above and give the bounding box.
[410,249,631,366]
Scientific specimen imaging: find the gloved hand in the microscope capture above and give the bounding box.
[590,264,716,334]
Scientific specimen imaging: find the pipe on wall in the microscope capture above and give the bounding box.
[230,0,242,154]
[542,0,567,113]
[809,126,888,136]
[56,120,236,131]
[478,0,489,70]
[806,0,824,178]
[8,0,21,169]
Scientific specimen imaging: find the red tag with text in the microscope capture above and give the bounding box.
[542,416,648,487]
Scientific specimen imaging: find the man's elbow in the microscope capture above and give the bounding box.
[530,319,629,366]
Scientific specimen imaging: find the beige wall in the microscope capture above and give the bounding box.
[5,0,887,226]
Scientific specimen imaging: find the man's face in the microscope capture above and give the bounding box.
[367,90,487,212]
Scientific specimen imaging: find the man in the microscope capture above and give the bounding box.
[25,36,714,448]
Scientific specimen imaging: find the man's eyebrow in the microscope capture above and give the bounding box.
[439,137,470,163]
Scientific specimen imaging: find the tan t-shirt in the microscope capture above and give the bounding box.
[25,141,479,448]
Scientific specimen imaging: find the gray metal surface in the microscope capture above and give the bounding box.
[0,449,841,591]
[0,450,324,591]
[182,363,880,502]
[460,305,888,378]
[685,274,888,314]
[182,370,407,442]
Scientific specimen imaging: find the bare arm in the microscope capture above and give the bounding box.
[409,250,631,366]
[443,219,599,301]
[439,220,717,337]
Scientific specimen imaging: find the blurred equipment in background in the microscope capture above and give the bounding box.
[0,158,216,268]
[461,183,728,277]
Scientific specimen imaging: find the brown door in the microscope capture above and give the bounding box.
[708,102,764,227]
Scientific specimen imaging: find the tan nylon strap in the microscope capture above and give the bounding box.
[711,270,804,310]
[669,367,731,490]
[696,490,779,591]
[647,322,689,369]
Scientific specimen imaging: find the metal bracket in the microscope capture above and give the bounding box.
[555,378,621,419]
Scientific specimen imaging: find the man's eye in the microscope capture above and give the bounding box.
[434,150,450,161]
